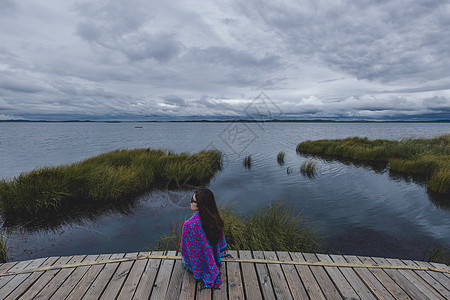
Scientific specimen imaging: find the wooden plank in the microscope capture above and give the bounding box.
[18,255,73,300]
[0,261,18,275]
[358,256,410,300]
[226,250,245,300]
[329,254,377,300]
[117,252,150,300]
[316,253,360,300]
[404,259,450,299]
[149,250,177,300]
[65,253,112,300]
[178,265,197,300]
[163,252,186,300]
[0,259,34,290]
[276,251,308,299]
[4,257,59,300]
[430,262,450,279]
[263,251,292,300]
[132,251,162,300]
[34,255,86,299]
[212,259,227,300]
[48,255,99,300]
[290,252,326,300]
[100,252,137,299]
[196,281,212,300]
[343,255,395,300]
[0,258,47,299]
[386,258,445,300]
[239,250,263,300]
[371,256,428,300]
[253,251,276,299]
[302,253,342,299]
[414,260,450,296]
[81,253,125,300]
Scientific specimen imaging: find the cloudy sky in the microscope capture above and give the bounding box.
[1,0,450,121]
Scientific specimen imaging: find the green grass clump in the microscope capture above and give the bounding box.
[277,152,285,165]
[300,160,317,178]
[0,231,6,263]
[297,135,450,194]
[155,202,323,253]
[0,148,222,215]
[243,155,252,168]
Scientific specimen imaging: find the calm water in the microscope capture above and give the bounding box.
[0,122,449,261]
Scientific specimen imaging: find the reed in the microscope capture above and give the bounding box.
[423,245,450,265]
[243,155,252,168]
[155,202,323,253]
[0,231,6,263]
[297,135,450,194]
[277,152,285,165]
[0,148,222,215]
[300,160,317,178]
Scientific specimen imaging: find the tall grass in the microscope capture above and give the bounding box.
[0,231,6,263]
[297,135,450,194]
[155,202,323,253]
[0,148,222,215]
[300,160,317,178]
[277,152,285,165]
[423,245,450,265]
[243,155,252,168]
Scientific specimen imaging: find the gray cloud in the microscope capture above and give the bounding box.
[0,0,17,16]
[0,77,43,94]
[0,0,449,121]
[242,0,450,83]
[163,95,187,106]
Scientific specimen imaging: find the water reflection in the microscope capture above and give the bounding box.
[3,189,194,261]
[325,225,448,261]
[1,186,196,232]
[297,153,449,210]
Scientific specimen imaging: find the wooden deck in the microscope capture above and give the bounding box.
[0,250,449,299]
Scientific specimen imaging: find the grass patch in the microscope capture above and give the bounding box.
[300,160,317,178]
[423,245,450,265]
[0,231,6,263]
[0,148,222,216]
[155,202,323,253]
[243,155,252,169]
[277,152,285,165]
[297,135,450,194]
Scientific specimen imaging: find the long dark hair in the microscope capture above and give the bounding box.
[194,187,224,245]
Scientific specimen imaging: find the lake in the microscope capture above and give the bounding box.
[0,122,449,261]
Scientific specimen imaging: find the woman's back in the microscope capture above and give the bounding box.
[180,188,228,289]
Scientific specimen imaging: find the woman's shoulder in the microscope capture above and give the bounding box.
[183,212,201,228]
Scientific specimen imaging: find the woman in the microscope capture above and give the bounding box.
[180,187,228,289]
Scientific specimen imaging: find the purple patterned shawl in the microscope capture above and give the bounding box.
[180,211,228,288]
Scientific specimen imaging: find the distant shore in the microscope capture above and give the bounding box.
[1,119,449,123]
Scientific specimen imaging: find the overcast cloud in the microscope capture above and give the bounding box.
[1,0,449,121]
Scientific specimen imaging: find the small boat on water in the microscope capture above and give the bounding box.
[135,126,143,128]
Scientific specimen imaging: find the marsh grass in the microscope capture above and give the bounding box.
[423,245,450,265]
[300,160,317,178]
[297,135,450,194]
[243,155,252,168]
[277,152,285,165]
[155,202,323,253]
[0,231,6,263]
[0,148,222,216]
